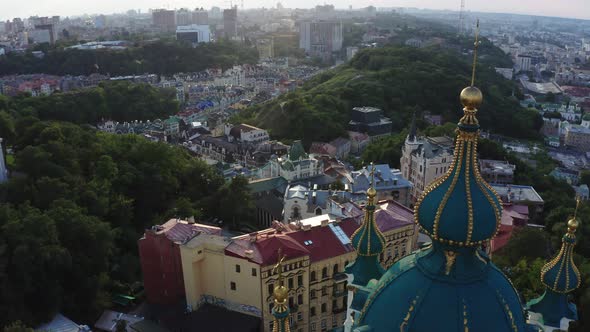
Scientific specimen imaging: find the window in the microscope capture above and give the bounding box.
[235,264,240,273]
[230,282,236,290]
[322,267,328,279]
[311,290,316,299]
[298,294,303,305]
[321,303,327,313]
[297,312,303,321]
[288,277,294,289]
[315,207,322,215]
[268,283,274,294]
[311,271,316,282]
[311,307,316,317]
[269,303,273,313]
[289,297,294,308]
[269,321,273,331]
[252,268,257,276]
[311,322,316,332]
[333,264,339,274]
[332,299,337,310]
[322,286,327,296]
[298,275,303,286]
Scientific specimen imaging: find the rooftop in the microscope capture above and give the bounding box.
[491,184,544,204]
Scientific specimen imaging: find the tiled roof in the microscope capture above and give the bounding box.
[287,219,357,263]
[158,219,222,244]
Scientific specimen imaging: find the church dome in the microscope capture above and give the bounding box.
[356,244,530,332]
[353,83,534,332]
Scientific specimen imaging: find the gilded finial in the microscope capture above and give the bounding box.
[568,197,581,234]
[367,162,377,200]
[272,248,288,303]
[460,19,483,111]
[470,19,481,87]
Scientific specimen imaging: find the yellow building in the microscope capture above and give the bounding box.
[177,200,417,332]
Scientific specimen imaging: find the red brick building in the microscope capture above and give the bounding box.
[138,219,222,304]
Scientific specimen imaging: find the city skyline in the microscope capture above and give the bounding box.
[2,0,590,22]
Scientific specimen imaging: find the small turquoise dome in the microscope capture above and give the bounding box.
[540,231,580,293]
[355,244,531,332]
[414,97,502,246]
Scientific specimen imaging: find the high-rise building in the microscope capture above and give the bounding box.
[192,8,209,25]
[299,20,343,60]
[152,9,176,32]
[223,7,238,39]
[176,25,211,44]
[175,9,193,26]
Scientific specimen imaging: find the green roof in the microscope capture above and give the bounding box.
[248,177,288,194]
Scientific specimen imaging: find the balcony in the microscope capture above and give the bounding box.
[333,272,347,282]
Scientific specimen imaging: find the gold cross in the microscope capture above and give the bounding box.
[369,162,376,187]
[272,248,286,286]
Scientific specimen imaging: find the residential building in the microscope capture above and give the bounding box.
[348,107,392,140]
[0,138,7,183]
[282,185,352,222]
[479,159,516,184]
[549,167,579,185]
[257,38,274,59]
[225,123,270,144]
[349,164,412,207]
[138,219,222,304]
[564,124,590,152]
[517,54,532,71]
[576,184,589,200]
[176,25,211,44]
[192,8,209,25]
[152,9,176,32]
[223,7,238,39]
[256,141,322,181]
[299,20,343,60]
[347,131,370,154]
[492,184,544,219]
[329,137,351,159]
[172,204,416,332]
[400,122,453,203]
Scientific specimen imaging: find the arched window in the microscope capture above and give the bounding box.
[333,264,339,274]
[310,271,316,282]
[292,206,301,219]
[315,207,322,215]
[322,267,328,279]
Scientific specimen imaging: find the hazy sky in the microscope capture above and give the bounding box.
[2,0,590,21]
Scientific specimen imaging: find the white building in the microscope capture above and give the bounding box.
[225,123,269,144]
[400,124,453,203]
[176,24,211,44]
[517,54,532,72]
[256,141,321,181]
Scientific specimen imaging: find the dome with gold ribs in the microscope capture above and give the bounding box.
[414,86,503,246]
[540,217,581,294]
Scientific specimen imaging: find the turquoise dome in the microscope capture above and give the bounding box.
[527,216,581,327]
[351,86,539,332]
[355,244,532,332]
[346,176,386,286]
[414,99,502,246]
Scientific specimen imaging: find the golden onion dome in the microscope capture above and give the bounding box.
[367,187,377,198]
[567,217,579,233]
[274,284,288,302]
[460,86,483,110]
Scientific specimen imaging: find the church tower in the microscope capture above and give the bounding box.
[527,199,582,331]
[344,163,386,332]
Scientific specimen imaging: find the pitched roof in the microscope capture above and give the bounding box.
[287,219,357,263]
[157,219,222,244]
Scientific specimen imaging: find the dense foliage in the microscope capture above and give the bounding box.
[234,46,541,146]
[3,81,178,124]
[0,95,254,326]
[0,40,259,76]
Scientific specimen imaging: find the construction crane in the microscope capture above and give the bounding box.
[458,0,465,35]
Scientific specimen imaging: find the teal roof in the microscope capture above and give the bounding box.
[288,140,306,161]
[527,220,580,327]
[540,230,580,293]
[414,107,502,246]
[354,244,533,332]
[351,87,539,332]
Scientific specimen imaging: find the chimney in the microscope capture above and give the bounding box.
[303,224,311,231]
[245,250,254,258]
[321,219,329,227]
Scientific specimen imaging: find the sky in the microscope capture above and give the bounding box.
[2,0,590,21]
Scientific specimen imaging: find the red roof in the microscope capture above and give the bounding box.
[156,219,222,244]
[255,233,310,266]
[287,219,357,263]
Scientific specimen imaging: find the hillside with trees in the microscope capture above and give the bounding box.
[234,45,541,146]
[0,93,255,326]
[0,40,259,76]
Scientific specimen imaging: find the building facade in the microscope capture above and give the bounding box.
[223,7,238,39]
[176,25,211,44]
[348,107,392,140]
[400,133,453,203]
[299,21,343,60]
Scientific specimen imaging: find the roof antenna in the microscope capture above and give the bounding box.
[470,19,481,87]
